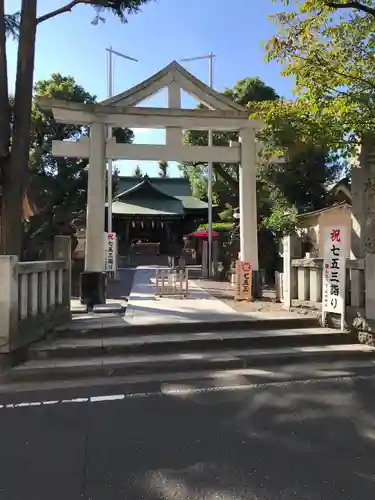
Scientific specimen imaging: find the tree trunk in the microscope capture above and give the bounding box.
[0,1,10,167]
[351,135,375,329]
[351,141,366,259]
[362,138,375,325]
[0,0,37,256]
[362,138,375,256]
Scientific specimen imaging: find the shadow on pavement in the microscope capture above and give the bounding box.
[1,374,374,499]
[85,376,375,500]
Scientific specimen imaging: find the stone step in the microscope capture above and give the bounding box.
[58,316,321,338]
[9,344,375,383]
[29,328,351,360]
[71,303,125,315]
[71,305,88,315]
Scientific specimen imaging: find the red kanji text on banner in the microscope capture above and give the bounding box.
[322,226,347,330]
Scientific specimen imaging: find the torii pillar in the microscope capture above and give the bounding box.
[80,122,107,306]
[239,127,260,294]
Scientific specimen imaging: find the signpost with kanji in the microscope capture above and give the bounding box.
[235,261,252,301]
[104,232,118,273]
[322,226,347,330]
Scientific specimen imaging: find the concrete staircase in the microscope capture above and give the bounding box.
[6,317,375,384]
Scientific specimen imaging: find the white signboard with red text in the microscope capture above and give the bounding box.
[235,261,252,301]
[104,232,117,272]
[322,226,347,330]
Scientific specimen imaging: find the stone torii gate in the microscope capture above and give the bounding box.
[38,61,264,304]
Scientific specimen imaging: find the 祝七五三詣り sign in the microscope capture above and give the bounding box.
[322,226,347,328]
[235,261,252,301]
[104,232,117,272]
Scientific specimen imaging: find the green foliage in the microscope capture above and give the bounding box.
[183,75,340,237]
[223,77,279,107]
[133,165,143,177]
[198,222,233,231]
[4,13,20,39]
[36,0,154,24]
[24,73,134,250]
[5,1,153,35]
[181,77,278,207]
[198,224,234,261]
[267,0,375,151]
[219,204,234,221]
[0,0,153,255]
[262,205,298,235]
[158,161,168,177]
[90,0,153,23]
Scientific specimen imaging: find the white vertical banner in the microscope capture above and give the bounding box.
[282,235,291,310]
[322,225,347,330]
[104,232,117,272]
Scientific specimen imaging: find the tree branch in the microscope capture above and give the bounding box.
[37,0,92,24]
[213,164,239,192]
[313,52,375,91]
[326,1,375,17]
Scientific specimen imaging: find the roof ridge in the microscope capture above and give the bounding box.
[115,176,181,201]
[298,201,351,218]
[117,175,188,181]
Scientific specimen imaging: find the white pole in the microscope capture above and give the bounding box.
[180,52,216,277]
[207,52,213,277]
[107,47,113,234]
[105,47,138,235]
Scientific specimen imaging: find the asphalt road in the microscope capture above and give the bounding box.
[1,368,375,500]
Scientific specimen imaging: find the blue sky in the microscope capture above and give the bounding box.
[5,0,293,177]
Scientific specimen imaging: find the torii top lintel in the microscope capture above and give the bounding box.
[100,60,246,112]
[36,60,264,130]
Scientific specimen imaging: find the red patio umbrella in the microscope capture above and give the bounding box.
[190,229,220,238]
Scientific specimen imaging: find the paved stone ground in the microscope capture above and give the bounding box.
[69,270,319,327]
[194,278,317,317]
[124,267,242,325]
[0,365,375,499]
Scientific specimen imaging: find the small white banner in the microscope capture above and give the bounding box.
[104,232,117,272]
[322,226,347,328]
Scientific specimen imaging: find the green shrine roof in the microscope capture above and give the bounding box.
[112,175,208,216]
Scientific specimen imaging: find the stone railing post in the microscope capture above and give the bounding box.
[275,271,283,302]
[298,267,310,301]
[309,267,323,302]
[54,235,71,308]
[0,256,19,353]
[283,234,301,309]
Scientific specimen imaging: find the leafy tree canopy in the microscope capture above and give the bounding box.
[1,0,154,256]
[266,0,375,152]
[223,77,279,106]
[6,0,153,26]
[24,73,133,255]
[158,161,169,177]
[133,165,143,177]
[183,76,341,236]
[4,13,20,38]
